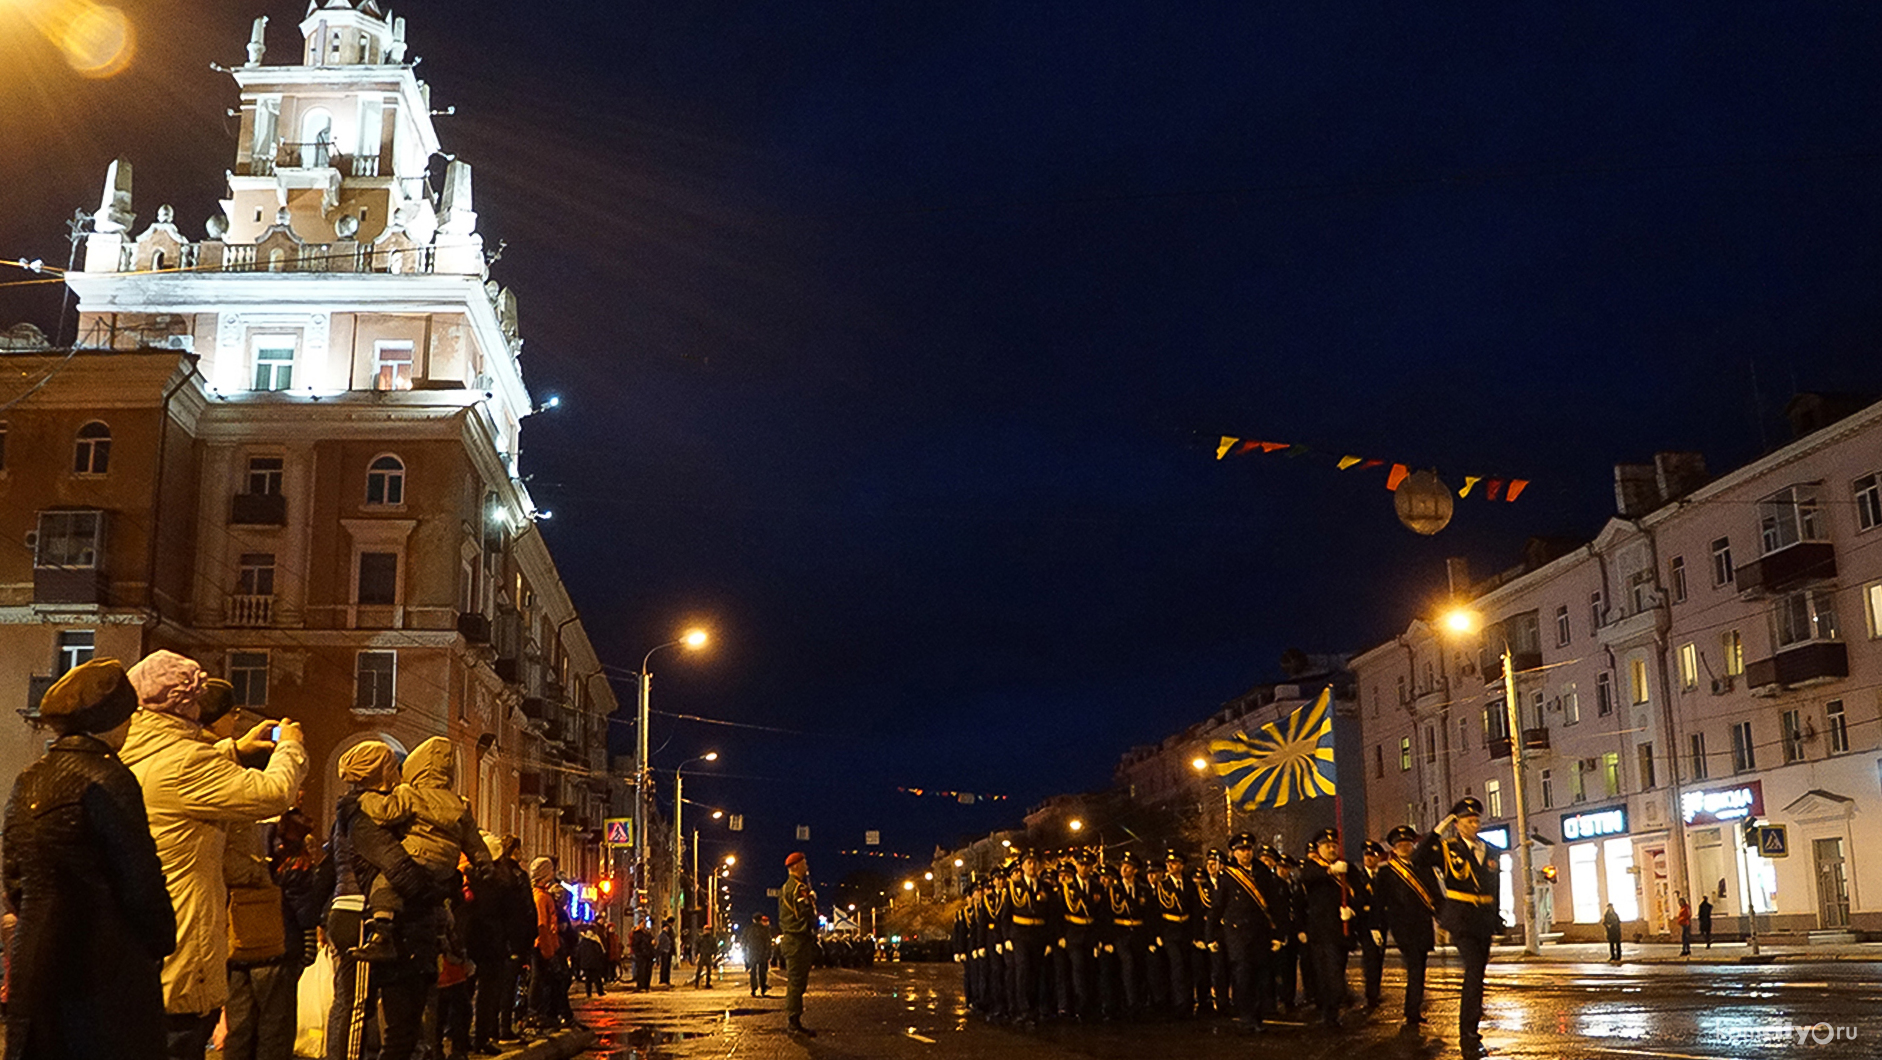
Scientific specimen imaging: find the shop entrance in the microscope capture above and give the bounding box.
[1813,837,1850,929]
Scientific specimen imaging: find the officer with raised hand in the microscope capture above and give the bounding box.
[1433,798,1499,1057]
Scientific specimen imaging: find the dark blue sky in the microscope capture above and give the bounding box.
[3,1,1880,898]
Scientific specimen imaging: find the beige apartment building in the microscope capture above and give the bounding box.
[1355,394,1882,941]
[0,1,626,890]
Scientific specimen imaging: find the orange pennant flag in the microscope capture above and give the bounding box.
[1386,464,1410,491]
[1505,479,1530,502]
[1257,441,1289,453]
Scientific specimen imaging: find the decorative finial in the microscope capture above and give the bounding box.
[388,16,407,63]
[245,16,268,66]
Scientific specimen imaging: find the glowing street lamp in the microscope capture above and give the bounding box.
[1068,819,1084,833]
[635,627,709,916]
[672,750,719,922]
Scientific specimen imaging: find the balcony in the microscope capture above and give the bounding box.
[456,612,490,644]
[229,492,287,526]
[33,568,106,605]
[1746,641,1848,694]
[520,696,549,723]
[518,771,543,803]
[1489,737,1513,760]
[1482,650,1544,684]
[1736,542,1836,599]
[226,594,274,627]
[1522,727,1551,750]
[494,657,520,684]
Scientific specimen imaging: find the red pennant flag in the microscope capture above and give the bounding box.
[1386,464,1410,491]
[1257,441,1289,454]
[1485,479,1505,500]
[1359,459,1385,471]
[1505,479,1529,502]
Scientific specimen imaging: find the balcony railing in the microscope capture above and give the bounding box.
[226,594,274,627]
[456,611,490,644]
[1746,641,1848,693]
[1522,727,1551,750]
[1736,542,1837,599]
[34,568,106,605]
[230,492,287,526]
[1489,737,1513,760]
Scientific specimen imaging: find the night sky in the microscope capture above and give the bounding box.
[3,1,1881,904]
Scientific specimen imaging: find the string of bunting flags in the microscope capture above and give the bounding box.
[896,786,1007,804]
[1213,435,1531,502]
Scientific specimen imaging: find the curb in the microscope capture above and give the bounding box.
[500,1027,597,1060]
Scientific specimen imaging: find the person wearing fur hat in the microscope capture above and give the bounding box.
[3,659,176,1060]
[116,650,306,1060]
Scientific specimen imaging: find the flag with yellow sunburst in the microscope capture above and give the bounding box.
[1209,686,1337,809]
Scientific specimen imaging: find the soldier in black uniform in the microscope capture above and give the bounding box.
[1197,849,1226,1017]
[1433,798,1499,1057]
[1350,840,1386,1011]
[1003,850,1052,1027]
[981,862,1011,1023]
[1277,851,1306,1012]
[1107,853,1153,1019]
[1057,850,1104,1021]
[1153,850,1199,1018]
[1378,823,1440,1034]
[956,881,979,1010]
[1298,827,1353,1029]
[1216,833,1282,1035]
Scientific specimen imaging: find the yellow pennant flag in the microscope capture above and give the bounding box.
[1337,455,1363,470]
[1460,475,1482,497]
[1217,436,1239,460]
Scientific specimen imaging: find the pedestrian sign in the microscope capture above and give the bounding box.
[1757,824,1789,858]
[604,818,632,846]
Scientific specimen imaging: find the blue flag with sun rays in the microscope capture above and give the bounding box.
[1209,686,1338,809]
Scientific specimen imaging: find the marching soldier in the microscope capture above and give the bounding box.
[1216,833,1282,1034]
[1143,859,1170,1012]
[1433,798,1499,1057]
[1003,850,1052,1027]
[1298,827,1353,1029]
[958,880,981,1010]
[981,861,1011,1023]
[1107,852,1153,1019]
[1154,850,1199,1017]
[1057,849,1105,1021]
[1351,840,1387,1012]
[1378,823,1441,1034]
[1276,851,1305,1012]
[1197,849,1227,1017]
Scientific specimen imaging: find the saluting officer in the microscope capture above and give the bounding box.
[1197,849,1227,1017]
[1377,824,1441,1034]
[1107,852,1153,1019]
[1057,849,1104,1021]
[1350,840,1387,1011]
[1003,850,1053,1027]
[1154,849,1199,1017]
[1433,798,1499,1057]
[1298,827,1354,1029]
[1216,833,1282,1035]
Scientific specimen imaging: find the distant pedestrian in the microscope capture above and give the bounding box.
[1601,903,1622,962]
[631,919,655,992]
[1698,896,1713,948]
[657,919,676,985]
[744,915,774,996]
[779,852,819,1036]
[1676,895,1692,956]
[3,659,175,1060]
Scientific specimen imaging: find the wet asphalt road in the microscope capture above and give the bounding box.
[572,957,1882,1060]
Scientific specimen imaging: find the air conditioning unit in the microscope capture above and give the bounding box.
[158,334,194,352]
[1579,757,1600,773]
[1710,676,1733,695]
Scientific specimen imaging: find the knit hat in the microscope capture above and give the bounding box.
[336,741,399,789]
[529,856,556,885]
[126,650,206,720]
[196,678,237,727]
[34,658,138,734]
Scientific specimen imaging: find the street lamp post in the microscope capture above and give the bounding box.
[672,752,718,923]
[635,629,707,918]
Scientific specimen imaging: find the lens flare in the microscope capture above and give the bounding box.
[12,0,135,77]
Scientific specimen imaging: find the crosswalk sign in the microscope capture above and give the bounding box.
[1757,824,1789,858]
[604,818,632,846]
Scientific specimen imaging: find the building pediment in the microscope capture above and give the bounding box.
[1591,517,1644,553]
[1782,788,1855,823]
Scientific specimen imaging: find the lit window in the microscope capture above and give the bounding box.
[1486,779,1503,818]
[74,421,110,474]
[1629,657,1650,704]
[1678,643,1698,691]
[366,455,404,506]
[55,631,94,676]
[1399,737,1411,772]
[1722,630,1744,676]
[1603,752,1621,797]
[1563,683,1580,725]
[1856,473,1882,532]
[229,651,269,707]
[373,341,414,391]
[253,339,295,391]
[355,650,396,712]
[1865,583,1882,639]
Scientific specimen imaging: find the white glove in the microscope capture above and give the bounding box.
[1193,940,1206,950]
[954,954,964,963]
[1371,930,1384,946]
[1270,939,1283,952]
[1331,861,1348,875]
[1208,942,1220,952]
[1103,943,1115,954]
[1297,932,1308,943]
[1340,907,1355,922]
[1003,940,1013,953]
[1058,938,1067,949]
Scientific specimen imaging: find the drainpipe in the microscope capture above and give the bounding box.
[1640,522,1693,930]
[142,358,202,635]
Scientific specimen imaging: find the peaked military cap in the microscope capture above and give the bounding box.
[1362,840,1387,857]
[1386,825,1421,845]
[1257,844,1279,860]
[1163,848,1188,863]
[1206,847,1226,861]
[1119,851,1142,868]
[1452,796,1484,819]
[1310,827,1340,846]
[1074,847,1096,865]
[1229,832,1257,851]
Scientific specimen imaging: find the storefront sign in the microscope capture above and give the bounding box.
[1478,825,1511,850]
[1681,780,1764,825]
[1561,805,1628,841]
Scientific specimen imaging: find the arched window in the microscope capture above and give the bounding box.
[366,454,404,505]
[74,421,110,474]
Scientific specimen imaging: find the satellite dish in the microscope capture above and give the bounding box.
[1395,469,1454,535]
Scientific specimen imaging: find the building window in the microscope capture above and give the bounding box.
[229,651,268,707]
[1563,682,1580,725]
[1603,751,1621,797]
[1670,556,1687,603]
[1758,484,1825,555]
[1856,473,1882,532]
[1399,737,1411,772]
[1773,589,1840,648]
[1678,643,1698,691]
[1637,742,1656,789]
[1867,583,1882,639]
[1711,537,1735,586]
[1589,590,1604,632]
[55,631,94,676]
[365,455,405,506]
[247,455,284,495]
[1486,779,1503,819]
[1424,726,1437,764]
[1630,569,1654,614]
[1484,701,1509,743]
[1597,672,1613,716]
[1570,760,1586,803]
[35,510,102,568]
[1781,709,1805,764]
[237,552,276,597]
[1396,675,1407,704]
[1373,745,1384,778]
[1827,699,1849,755]
[1722,629,1745,675]
[373,341,414,391]
[252,338,296,391]
[1690,732,1708,781]
[1459,716,1469,750]
[1731,721,1756,773]
[355,650,396,712]
[73,421,110,475]
[1629,657,1650,704]
[1541,769,1554,809]
[357,552,398,605]
[1555,605,1570,646]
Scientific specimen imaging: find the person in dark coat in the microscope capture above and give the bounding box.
[1350,841,1387,1011]
[656,918,677,986]
[629,919,655,992]
[1602,903,1623,962]
[1433,798,1500,1059]
[1698,896,1713,948]
[1380,824,1441,1034]
[1216,833,1282,1035]
[2,659,177,1060]
[1297,828,1353,1029]
[744,915,774,996]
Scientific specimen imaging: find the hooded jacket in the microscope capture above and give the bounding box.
[359,737,487,872]
[118,710,306,1015]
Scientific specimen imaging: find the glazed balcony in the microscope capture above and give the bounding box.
[1746,641,1848,694]
[1736,542,1836,599]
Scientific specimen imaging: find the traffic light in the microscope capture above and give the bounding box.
[1742,818,1759,846]
[599,878,614,897]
